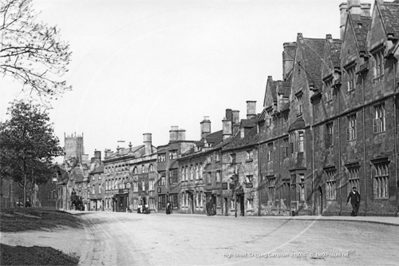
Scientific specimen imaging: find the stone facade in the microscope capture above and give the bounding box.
[257,0,399,216]
[130,133,157,213]
[222,103,260,217]
[103,141,150,212]
[156,126,196,213]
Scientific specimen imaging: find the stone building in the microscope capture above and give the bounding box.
[222,102,260,217]
[156,126,195,212]
[257,0,398,216]
[88,165,104,211]
[103,140,151,212]
[178,116,225,215]
[130,133,157,213]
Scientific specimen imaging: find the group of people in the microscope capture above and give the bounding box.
[137,202,150,214]
[138,190,360,217]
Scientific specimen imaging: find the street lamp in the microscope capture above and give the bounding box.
[230,174,238,218]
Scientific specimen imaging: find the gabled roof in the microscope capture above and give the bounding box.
[223,126,258,151]
[241,119,256,128]
[302,38,325,90]
[330,39,342,68]
[270,81,277,102]
[379,1,399,38]
[70,166,85,183]
[353,16,372,53]
[257,109,266,123]
[263,77,278,108]
[105,144,144,159]
[91,165,104,174]
[200,130,223,148]
[279,76,291,97]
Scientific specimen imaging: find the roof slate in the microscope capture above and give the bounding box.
[271,80,278,102]
[224,126,258,150]
[280,76,291,97]
[353,16,372,52]
[91,165,104,174]
[330,40,342,68]
[241,119,256,128]
[380,2,399,38]
[302,38,325,90]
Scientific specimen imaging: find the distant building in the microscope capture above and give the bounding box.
[103,136,157,212]
[64,133,85,164]
[156,126,196,213]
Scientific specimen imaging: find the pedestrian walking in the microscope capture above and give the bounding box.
[206,198,213,216]
[347,187,361,216]
[166,201,171,215]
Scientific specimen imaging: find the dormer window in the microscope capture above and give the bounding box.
[372,49,384,79]
[266,109,272,127]
[344,63,356,92]
[324,77,333,102]
[295,91,303,116]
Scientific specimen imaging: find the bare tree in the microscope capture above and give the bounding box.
[0,0,72,99]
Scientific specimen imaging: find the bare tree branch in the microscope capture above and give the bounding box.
[0,0,72,101]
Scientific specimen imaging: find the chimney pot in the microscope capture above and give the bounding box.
[246,101,257,119]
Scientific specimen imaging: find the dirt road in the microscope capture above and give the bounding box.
[1,211,398,266]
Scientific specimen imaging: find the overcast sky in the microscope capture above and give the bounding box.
[1,0,374,162]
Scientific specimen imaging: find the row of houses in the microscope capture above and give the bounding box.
[62,0,398,217]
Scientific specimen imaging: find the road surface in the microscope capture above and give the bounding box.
[75,211,398,266]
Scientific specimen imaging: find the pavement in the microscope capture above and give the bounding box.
[153,212,399,226]
[248,215,399,226]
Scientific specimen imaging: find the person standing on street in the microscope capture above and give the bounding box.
[347,187,361,216]
[166,201,171,215]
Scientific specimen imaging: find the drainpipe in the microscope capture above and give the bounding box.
[312,99,316,215]
[393,57,398,217]
[362,69,368,216]
[337,80,342,217]
[257,142,261,216]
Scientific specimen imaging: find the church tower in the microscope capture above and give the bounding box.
[64,133,84,163]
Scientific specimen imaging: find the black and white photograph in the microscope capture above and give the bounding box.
[1,0,399,265]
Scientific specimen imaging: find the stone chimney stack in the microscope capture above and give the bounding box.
[282,42,296,81]
[177,129,186,141]
[104,149,111,158]
[232,110,240,135]
[232,110,240,125]
[222,118,232,140]
[94,150,101,163]
[339,2,348,40]
[143,133,152,155]
[169,126,179,142]
[200,116,211,138]
[348,0,361,20]
[225,109,233,122]
[246,101,257,119]
[360,3,371,16]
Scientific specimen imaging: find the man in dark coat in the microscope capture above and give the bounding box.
[206,198,212,216]
[166,201,171,214]
[347,187,361,216]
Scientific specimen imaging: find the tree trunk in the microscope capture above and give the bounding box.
[23,159,27,208]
